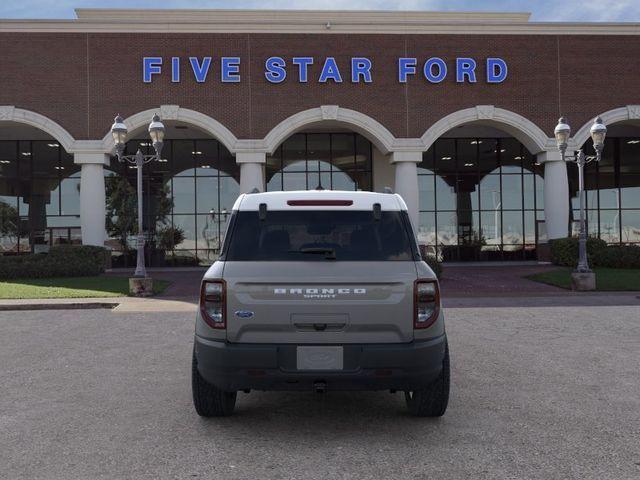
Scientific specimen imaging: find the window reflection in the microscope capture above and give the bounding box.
[106,138,239,267]
[568,137,640,245]
[0,140,80,254]
[420,137,542,261]
[266,133,373,192]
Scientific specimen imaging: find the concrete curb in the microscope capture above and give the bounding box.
[0,302,120,311]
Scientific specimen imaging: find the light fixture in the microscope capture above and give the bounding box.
[464,163,474,167]
[554,117,571,154]
[441,156,452,160]
[589,116,607,152]
[470,140,483,145]
[500,149,506,152]
[627,139,640,144]
[54,166,65,170]
[47,143,60,148]
[192,151,203,155]
[0,160,10,164]
[110,115,128,157]
[148,113,165,158]
[514,156,523,160]
[21,152,31,156]
[200,165,211,169]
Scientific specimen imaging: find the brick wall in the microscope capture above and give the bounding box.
[1,32,639,142]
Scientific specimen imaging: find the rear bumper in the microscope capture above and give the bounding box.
[194,334,447,392]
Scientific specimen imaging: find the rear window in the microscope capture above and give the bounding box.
[224,210,418,261]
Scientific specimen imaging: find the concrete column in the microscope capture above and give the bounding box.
[391,151,422,230]
[237,152,266,193]
[75,153,110,247]
[539,151,569,240]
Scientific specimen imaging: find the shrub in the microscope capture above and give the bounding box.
[592,245,640,269]
[0,245,108,280]
[550,237,607,267]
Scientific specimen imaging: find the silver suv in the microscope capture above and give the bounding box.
[192,190,449,417]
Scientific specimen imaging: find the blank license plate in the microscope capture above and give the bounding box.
[296,346,343,370]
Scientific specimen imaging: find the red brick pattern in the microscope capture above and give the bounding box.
[0,32,639,142]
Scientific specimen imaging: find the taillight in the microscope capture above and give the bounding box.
[414,279,440,329]
[200,280,226,329]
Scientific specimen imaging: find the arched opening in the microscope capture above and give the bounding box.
[263,107,395,196]
[570,121,640,245]
[105,120,239,267]
[418,124,545,262]
[0,122,80,255]
[266,129,376,193]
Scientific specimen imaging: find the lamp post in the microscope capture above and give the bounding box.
[110,113,165,289]
[554,116,607,289]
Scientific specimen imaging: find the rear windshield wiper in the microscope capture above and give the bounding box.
[289,247,337,260]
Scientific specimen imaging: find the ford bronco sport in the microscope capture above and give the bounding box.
[192,190,449,417]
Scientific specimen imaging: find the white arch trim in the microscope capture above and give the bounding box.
[263,106,396,155]
[421,105,552,154]
[100,105,239,154]
[571,105,640,149]
[0,106,76,153]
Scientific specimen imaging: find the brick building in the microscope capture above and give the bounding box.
[1,9,639,264]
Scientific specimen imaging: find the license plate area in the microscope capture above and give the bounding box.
[296,346,343,370]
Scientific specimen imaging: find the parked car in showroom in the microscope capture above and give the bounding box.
[192,190,449,416]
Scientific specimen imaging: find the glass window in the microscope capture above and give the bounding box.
[418,175,435,211]
[418,211,436,247]
[502,211,523,245]
[621,210,640,243]
[173,140,195,176]
[226,211,416,261]
[172,177,195,214]
[501,175,523,210]
[599,210,620,243]
[435,176,456,211]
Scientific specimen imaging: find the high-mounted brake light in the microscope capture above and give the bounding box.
[414,279,440,329]
[286,200,353,206]
[200,280,226,329]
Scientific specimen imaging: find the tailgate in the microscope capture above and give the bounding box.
[223,261,417,344]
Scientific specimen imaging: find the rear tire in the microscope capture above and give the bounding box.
[405,341,450,417]
[192,350,237,417]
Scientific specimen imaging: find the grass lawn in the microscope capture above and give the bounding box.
[0,276,171,299]
[527,268,640,291]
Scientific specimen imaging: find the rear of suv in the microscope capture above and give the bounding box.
[192,190,449,417]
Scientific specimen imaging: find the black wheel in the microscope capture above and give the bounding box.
[192,350,237,417]
[405,341,450,417]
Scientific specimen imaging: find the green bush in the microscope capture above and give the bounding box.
[550,237,607,267]
[592,245,640,269]
[550,237,640,269]
[0,245,108,280]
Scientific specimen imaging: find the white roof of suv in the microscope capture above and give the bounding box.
[233,190,408,211]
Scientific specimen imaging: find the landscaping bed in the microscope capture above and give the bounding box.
[0,276,171,299]
[527,268,640,291]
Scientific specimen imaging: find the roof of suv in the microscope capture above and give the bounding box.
[233,190,408,211]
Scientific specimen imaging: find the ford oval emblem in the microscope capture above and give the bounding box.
[234,310,254,318]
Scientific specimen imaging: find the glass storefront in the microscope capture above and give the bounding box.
[107,139,239,266]
[0,140,81,254]
[418,138,544,261]
[570,137,640,244]
[266,133,373,192]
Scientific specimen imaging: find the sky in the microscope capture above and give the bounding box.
[0,0,639,22]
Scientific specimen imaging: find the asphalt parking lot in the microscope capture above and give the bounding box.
[1,303,639,479]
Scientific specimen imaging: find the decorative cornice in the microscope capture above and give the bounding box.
[1,9,639,35]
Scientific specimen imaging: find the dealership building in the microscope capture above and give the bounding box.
[1,9,639,265]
